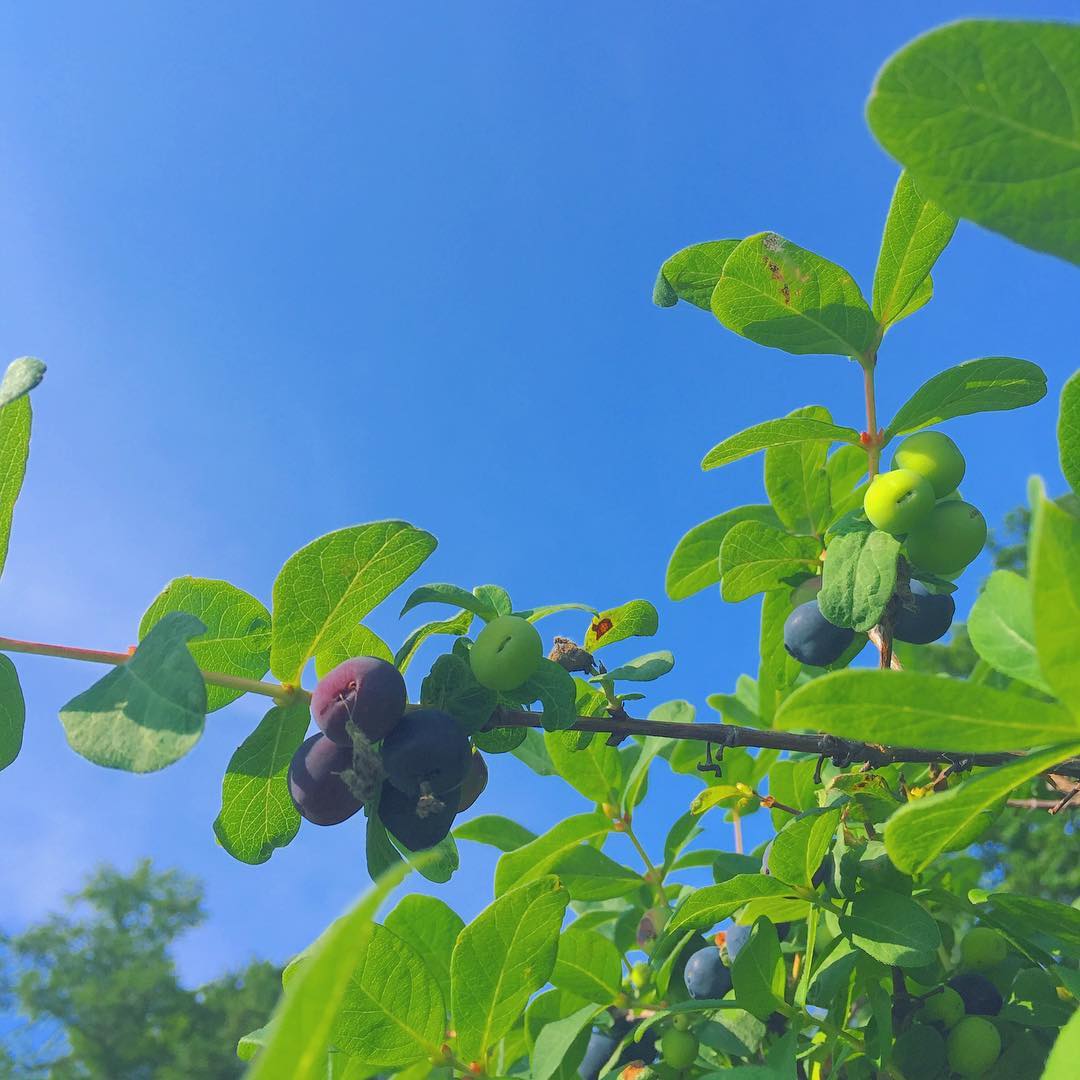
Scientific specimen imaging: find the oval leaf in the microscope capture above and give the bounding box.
[702,416,859,471]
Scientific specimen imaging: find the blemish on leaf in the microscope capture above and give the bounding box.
[591,617,614,640]
[781,284,791,305]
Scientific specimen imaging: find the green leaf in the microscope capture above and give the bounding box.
[271,521,437,683]
[453,813,537,852]
[420,653,498,734]
[212,700,310,865]
[139,577,271,712]
[764,406,833,535]
[247,860,414,1080]
[872,171,956,327]
[891,273,933,327]
[473,583,512,616]
[1031,494,1080,711]
[400,582,500,622]
[654,240,740,309]
[731,918,786,1021]
[712,232,877,359]
[593,650,674,683]
[531,1003,601,1080]
[451,877,569,1063]
[867,19,1080,265]
[666,874,800,936]
[839,889,940,967]
[885,742,1080,874]
[384,894,464,1009]
[60,612,208,772]
[759,590,801,694]
[767,808,841,888]
[0,655,24,772]
[702,416,859,471]
[511,728,559,776]
[494,813,641,901]
[775,669,1078,752]
[545,728,622,804]
[827,445,869,519]
[395,609,473,673]
[365,811,404,881]
[584,599,658,651]
[516,658,577,731]
[884,357,1048,439]
[516,602,597,622]
[818,521,901,632]
[472,724,527,755]
[1059,370,1080,496]
[0,356,46,408]
[720,522,820,603]
[551,927,623,1004]
[1043,1009,1080,1080]
[315,624,393,679]
[0,396,31,581]
[967,570,1051,693]
[330,923,445,1066]
[389,833,460,885]
[666,506,780,601]
[983,893,1080,958]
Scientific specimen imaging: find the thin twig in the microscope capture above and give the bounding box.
[1006,797,1080,812]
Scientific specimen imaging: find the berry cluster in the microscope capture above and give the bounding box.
[784,430,985,667]
[287,656,486,851]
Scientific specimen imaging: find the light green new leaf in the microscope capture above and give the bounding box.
[315,624,393,679]
[1031,494,1080,712]
[247,859,414,1080]
[885,742,1080,874]
[654,240,740,309]
[584,599,658,652]
[776,669,1078,751]
[532,1003,601,1080]
[891,273,933,326]
[827,444,869,520]
[453,814,537,852]
[420,653,498,734]
[384,894,465,1010]
[139,577,271,712]
[712,232,877,359]
[451,877,569,1063]
[867,19,1080,265]
[552,926,623,1004]
[720,521,820,603]
[0,655,25,772]
[60,612,208,772]
[271,521,436,683]
[594,650,674,684]
[516,658,577,731]
[0,396,31,581]
[872,171,956,327]
[1043,1009,1080,1080]
[545,727,622,804]
[884,357,1047,439]
[839,889,940,967]
[666,874,799,935]
[213,701,310,865]
[967,570,1050,693]
[0,357,46,408]
[399,582,499,622]
[395,609,473,673]
[818,522,901,632]
[1060,371,1080,496]
[764,406,832,535]
[330,923,445,1067]
[494,813,640,900]
[666,506,780,601]
[731,919,786,1021]
[767,808,841,888]
[702,416,859,471]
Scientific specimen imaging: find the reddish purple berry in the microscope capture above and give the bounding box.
[311,656,407,746]
[288,734,363,826]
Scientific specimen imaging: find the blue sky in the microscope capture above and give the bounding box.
[0,2,1076,988]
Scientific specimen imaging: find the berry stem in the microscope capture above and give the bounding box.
[862,351,881,478]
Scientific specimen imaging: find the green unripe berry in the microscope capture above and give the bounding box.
[659,1029,699,1070]
[961,926,1008,973]
[892,1022,946,1080]
[469,615,543,691]
[863,469,935,535]
[947,1016,1001,1076]
[892,431,966,498]
[630,962,650,989]
[904,500,987,575]
[918,985,964,1029]
[670,1012,692,1032]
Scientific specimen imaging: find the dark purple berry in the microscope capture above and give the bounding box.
[379,780,458,851]
[311,656,407,745]
[380,708,471,797]
[288,734,363,826]
[457,751,488,812]
[949,972,1003,1016]
[783,602,855,667]
[892,581,956,645]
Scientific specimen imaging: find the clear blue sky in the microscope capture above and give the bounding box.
[0,2,1076,987]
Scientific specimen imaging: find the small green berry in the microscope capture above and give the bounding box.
[660,1029,698,1070]
[947,1015,1001,1076]
[960,926,1008,973]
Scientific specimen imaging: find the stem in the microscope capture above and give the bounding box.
[732,812,743,855]
[622,821,665,906]
[0,635,306,704]
[862,353,880,478]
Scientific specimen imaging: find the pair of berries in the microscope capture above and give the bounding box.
[287,656,485,850]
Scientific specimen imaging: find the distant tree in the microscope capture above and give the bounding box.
[0,861,281,1079]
